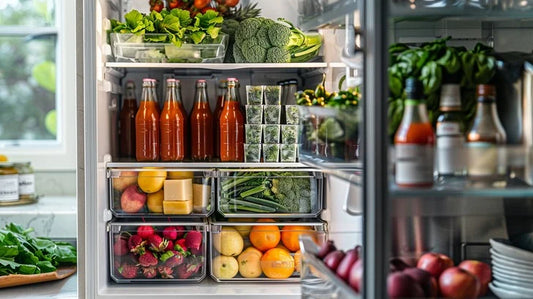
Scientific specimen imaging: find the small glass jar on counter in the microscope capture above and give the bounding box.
[0,163,19,202]
[14,162,35,199]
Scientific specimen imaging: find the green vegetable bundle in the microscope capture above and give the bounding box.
[110,8,224,47]
[0,223,77,276]
[388,37,496,138]
[219,172,315,214]
[233,17,322,63]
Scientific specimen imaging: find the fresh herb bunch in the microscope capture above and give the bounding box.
[0,223,77,276]
[388,37,496,137]
[110,8,224,47]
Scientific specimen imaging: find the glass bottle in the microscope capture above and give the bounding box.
[148,78,160,113]
[436,84,466,177]
[190,80,214,161]
[118,81,138,159]
[175,80,189,160]
[220,78,245,162]
[394,78,435,188]
[160,79,186,161]
[284,80,298,105]
[466,84,507,179]
[214,80,227,159]
[135,78,160,161]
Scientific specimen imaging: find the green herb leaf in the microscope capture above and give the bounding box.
[190,31,206,44]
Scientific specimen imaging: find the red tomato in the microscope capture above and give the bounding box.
[150,0,165,12]
[167,0,180,9]
[225,0,239,7]
[200,6,217,13]
[194,0,211,9]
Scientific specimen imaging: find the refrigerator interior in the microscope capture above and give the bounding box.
[82,0,363,297]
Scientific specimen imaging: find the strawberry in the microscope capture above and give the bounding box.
[113,238,129,256]
[165,240,174,251]
[176,256,204,279]
[127,235,146,254]
[137,226,155,240]
[175,238,187,253]
[164,251,184,268]
[157,265,174,278]
[142,266,157,278]
[190,243,203,256]
[149,234,169,252]
[162,227,178,240]
[175,226,186,239]
[184,230,202,251]
[138,251,158,267]
[119,263,138,279]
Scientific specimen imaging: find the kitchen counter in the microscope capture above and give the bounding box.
[0,274,77,298]
[0,195,76,239]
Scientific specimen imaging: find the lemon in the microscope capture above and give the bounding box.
[168,171,194,179]
[0,155,7,162]
[138,168,167,193]
[147,189,164,213]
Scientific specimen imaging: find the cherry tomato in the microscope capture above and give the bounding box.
[193,0,211,9]
[225,0,239,7]
[200,6,217,13]
[167,0,180,9]
[150,0,165,12]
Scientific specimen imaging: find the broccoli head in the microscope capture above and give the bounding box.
[267,22,292,48]
[256,26,271,49]
[233,43,245,63]
[241,37,267,63]
[235,18,262,44]
[266,47,290,63]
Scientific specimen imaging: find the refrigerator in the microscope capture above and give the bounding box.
[78,0,533,298]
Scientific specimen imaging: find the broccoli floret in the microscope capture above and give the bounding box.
[235,18,262,44]
[267,22,293,48]
[256,26,271,49]
[265,47,290,63]
[241,37,266,63]
[233,43,245,63]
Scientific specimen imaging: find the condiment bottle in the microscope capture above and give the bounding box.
[190,80,214,161]
[135,78,160,161]
[436,84,466,177]
[466,84,507,178]
[284,80,298,105]
[14,162,34,200]
[175,80,189,159]
[220,78,245,162]
[214,80,227,159]
[118,81,137,159]
[0,163,19,202]
[160,79,186,161]
[394,78,435,187]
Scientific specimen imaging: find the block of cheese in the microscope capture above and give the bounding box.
[163,199,193,215]
[193,183,211,212]
[164,179,193,201]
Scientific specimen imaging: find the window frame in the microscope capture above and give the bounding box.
[0,0,76,171]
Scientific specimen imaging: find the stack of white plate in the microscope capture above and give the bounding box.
[489,238,533,298]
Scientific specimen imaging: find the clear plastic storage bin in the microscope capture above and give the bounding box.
[217,169,323,218]
[108,168,215,217]
[209,219,326,282]
[110,33,228,63]
[108,220,207,283]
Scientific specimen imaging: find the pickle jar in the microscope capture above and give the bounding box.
[14,162,35,200]
[0,163,19,202]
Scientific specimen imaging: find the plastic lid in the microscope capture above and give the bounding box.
[166,78,176,83]
[196,79,207,87]
[476,84,496,101]
[143,78,152,82]
[288,79,298,85]
[440,84,461,107]
[405,77,423,100]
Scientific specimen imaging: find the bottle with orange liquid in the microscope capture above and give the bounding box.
[394,77,435,187]
[190,80,213,161]
[160,79,186,161]
[118,81,137,159]
[220,78,245,162]
[174,80,189,159]
[214,80,227,159]
[136,78,160,161]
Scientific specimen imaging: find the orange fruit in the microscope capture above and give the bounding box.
[261,248,295,279]
[281,226,314,252]
[249,219,280,252]
[294,250,302,273]
[276,243,289,251]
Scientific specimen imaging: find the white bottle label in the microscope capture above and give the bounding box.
[0,174,19,202]
[436,122,460,136]
[396,144,434,185]
[19,174,35,196]
[467,142,506,176]
[436,121,464,175]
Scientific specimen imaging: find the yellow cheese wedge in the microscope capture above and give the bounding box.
[164,179,193,201]
[163,199,193,215]
[193,183,211,212]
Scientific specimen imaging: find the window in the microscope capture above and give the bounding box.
[0,0,76,170]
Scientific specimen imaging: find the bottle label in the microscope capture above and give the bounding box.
[467,142,506,176]
[436,122,461,136]
[437,136,465,175]
[396,144,434,185]
[19,174,35,196]
[0,174,19,202]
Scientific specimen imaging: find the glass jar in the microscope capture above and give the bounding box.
[0,163,19,202]
[14,162,35,199]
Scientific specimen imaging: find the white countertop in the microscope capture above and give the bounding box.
[0,195,77,238]
[0,274,77,298]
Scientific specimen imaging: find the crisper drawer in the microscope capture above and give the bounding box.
[108,168,215,218]
[108,220,207,283]
[217,169,324,218]
[209,219,327,282]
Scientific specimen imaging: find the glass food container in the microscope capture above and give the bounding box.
[0,163,19,202]
[13,162,35,200]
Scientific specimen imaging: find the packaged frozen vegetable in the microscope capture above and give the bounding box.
[246,85,263,105]
[245,105,263,124]
[264,85,281,105]
[245,124,262,144]
[281,144,298,162]
[264,105,281,124]
[263,124,281,144]
[263,144,280,162]
[285,105,300,125]
[282,125,299,144]
[244,144,261,162]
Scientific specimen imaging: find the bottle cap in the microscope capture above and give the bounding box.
[476,84,496,101]
[126,80,135,88]
[288,79,298,85]
[143,78,152,82]
[440,84,461,107]
[196,79,207,87]
[166,78,176,83]
[227,78,237,83]
[405,77,423,100]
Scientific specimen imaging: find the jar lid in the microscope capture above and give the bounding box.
[0,162,15,168]
[440,84,461,107]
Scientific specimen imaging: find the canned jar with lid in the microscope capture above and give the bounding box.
[14,162,35,199]
[0,163,19,202]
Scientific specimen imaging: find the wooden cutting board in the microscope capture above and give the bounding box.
[0,266,76,288]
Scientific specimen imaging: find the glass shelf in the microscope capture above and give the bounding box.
[106,162,308,169]
[299,0,359,31]
[105,62,328,70]
[299,155,362,185]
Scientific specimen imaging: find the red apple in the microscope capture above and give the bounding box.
[403,267,437,298]
[417,252,454,278]
[336,249,359,281]
[323,250,345,272]
[316,240,336,259]
[439,267,480,299]
[458,260,491,296]
[390,257,410,272]
[120,185,146,213]
[387,272,425,299]
[112,171,138,191]
[348,259,363,293]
